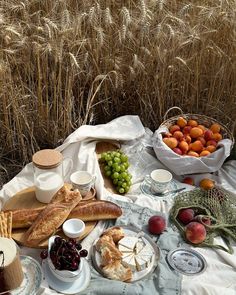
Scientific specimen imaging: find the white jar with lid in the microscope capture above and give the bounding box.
[32,149,73,203]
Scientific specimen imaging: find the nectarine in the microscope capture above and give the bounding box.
[183,177,194,186]
[185,222,206,244]
[187,119,198,127]
[173,147,183,155]
[206,140,217,147]
[148,216,166,235]
[197,137,206,146]
[204,129,213,141]
[191,140,203,152]
[206,145,216,153]
[178,141,189,154]
[173,131,184,141]
[183,126,192,134]
[169,125,181,134]
[178,208,195,225]
[197,125,206,132]
[190,127,204,138]
[210,123,221,133]
[194,215,211,226]
[212,132,222,142]
[184,134,192,144]
[177,117,187,128]
[163,137,178,149]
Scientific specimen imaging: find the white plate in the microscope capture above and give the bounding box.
[11,255,43,295]
[42,258,91,294]
[140,179,178,198]
[91,225,160,282]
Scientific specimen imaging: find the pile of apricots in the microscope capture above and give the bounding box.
[162,117,223,157]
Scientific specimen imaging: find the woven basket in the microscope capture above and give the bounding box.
[160,106,235,147]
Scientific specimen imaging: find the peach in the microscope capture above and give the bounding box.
[204,129,213,141]
[187,119,198,127]
[200,150,211,157]
[183,126,192,134]
[184,134,192,144]
[183,177,194,186]
[169,125,181,134]
[206,140,217,147]
[178,140,189,154]
[162,132,172,138]
[173,147,183,155]
[206,145,216,153]
[177,208,195,225]
[188,151,199,157]
[173,131,184,141]
[177,117,187,128]
[212,132,222,142]
[148,216,166,234]
[194,215,211,226]
[185,222,206,244]
[163,137,178,149]
[210,123,221,133]
[191,140,203,152]
[198,125,206,132]
[197,137,206,146]
[199,178,215,190]
[190,127,204,139]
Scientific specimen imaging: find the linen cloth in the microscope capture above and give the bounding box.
[0,115,236,295]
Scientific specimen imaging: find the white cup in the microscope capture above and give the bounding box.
[70,171,96,197]
[145,169,172,194]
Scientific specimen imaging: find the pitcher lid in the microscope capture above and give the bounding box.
[32,149,63,169]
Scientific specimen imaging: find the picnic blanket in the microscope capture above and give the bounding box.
[0,115,236,295]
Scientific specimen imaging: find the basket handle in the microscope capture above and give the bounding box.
[163,106,184,121]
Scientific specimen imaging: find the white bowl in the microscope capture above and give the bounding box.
[47,236,83,283]
[62,219,85,239]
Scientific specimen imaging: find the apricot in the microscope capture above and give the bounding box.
[162,132,172,138]
[177,208,195,225]
[190,127,203,139]
[163,137,178,149]
[197,125,206,132]
[210,123,221,133]
[169,125,181,134]
[206,140,217,147]
[173,131,184,141]
[188,151,199,157]
[206,145,216,153]
[204,129,213,141]
[187,119,198,127]
[178,140,189,154]
[197,136,206,146]
[184,134,192,144]
[173,147,183,155]
[200,150,211,157]
[183,177,194,186]
[212,132,222,142]
[185,222,206,244]
[199,178,215,190]
[177,117,187,128]
[191,140,203,152]
[183,126,192,134]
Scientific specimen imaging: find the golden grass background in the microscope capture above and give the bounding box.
[0,0,236,184]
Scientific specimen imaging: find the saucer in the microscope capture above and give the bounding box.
[42,258,91,294]
[11,255,43,295]
[140,179,178,198]
[82,187,96,201]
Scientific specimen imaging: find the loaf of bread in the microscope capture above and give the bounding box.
[8,200,122,229]
[23,186,82,247]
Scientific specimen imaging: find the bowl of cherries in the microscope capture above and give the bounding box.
[40,235,88,283]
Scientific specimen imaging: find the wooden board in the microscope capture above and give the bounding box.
[3,186,97,249]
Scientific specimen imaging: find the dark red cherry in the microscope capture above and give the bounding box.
[76,243,82,251]
[40,250,48,259]
[54,237,62,246]
[79,249,88,257]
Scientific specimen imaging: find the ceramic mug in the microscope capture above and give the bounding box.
[70,171,96,197]
[145,169,172,194]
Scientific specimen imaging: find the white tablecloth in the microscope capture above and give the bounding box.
[1,115,236,295]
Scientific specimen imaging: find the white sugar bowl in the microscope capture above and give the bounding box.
[62,219,85,239]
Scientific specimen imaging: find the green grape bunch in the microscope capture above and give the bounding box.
[100,150,132,194]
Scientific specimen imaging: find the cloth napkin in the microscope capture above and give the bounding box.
[80,199,182,295]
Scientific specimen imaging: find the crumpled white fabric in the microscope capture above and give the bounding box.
[153,126,233,175]
[0,115,236,295]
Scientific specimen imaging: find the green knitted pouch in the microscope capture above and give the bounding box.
[169,187,236,254]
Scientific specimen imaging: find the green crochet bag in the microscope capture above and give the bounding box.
[169,187,236,254]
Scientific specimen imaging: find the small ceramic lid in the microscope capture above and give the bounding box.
[32,149,63,169]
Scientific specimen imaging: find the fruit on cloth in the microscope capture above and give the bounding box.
[162,117,224,157]
[179,141,189,154]
[177,208,195,224]
[100,150,132,194]
[200,150,211,157]
[163,137,178,149]
[177,117,187,128]
[169,125,180,134]
[199,178,215,190]
[190,127,204,138]
[148,216,166,235]
[194,215,211,226]
[182,177,194,186]
[173,147,183,155]
[187,119,198,127]
[210,123,221,133]
[185,222,206,244]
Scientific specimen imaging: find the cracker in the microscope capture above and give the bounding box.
[0,211,12,238]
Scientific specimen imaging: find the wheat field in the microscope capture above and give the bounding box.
[0,0,236,184]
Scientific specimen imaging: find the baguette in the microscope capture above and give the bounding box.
[8,200,122,229]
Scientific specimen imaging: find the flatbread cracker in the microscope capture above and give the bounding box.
[0,211,12,238]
